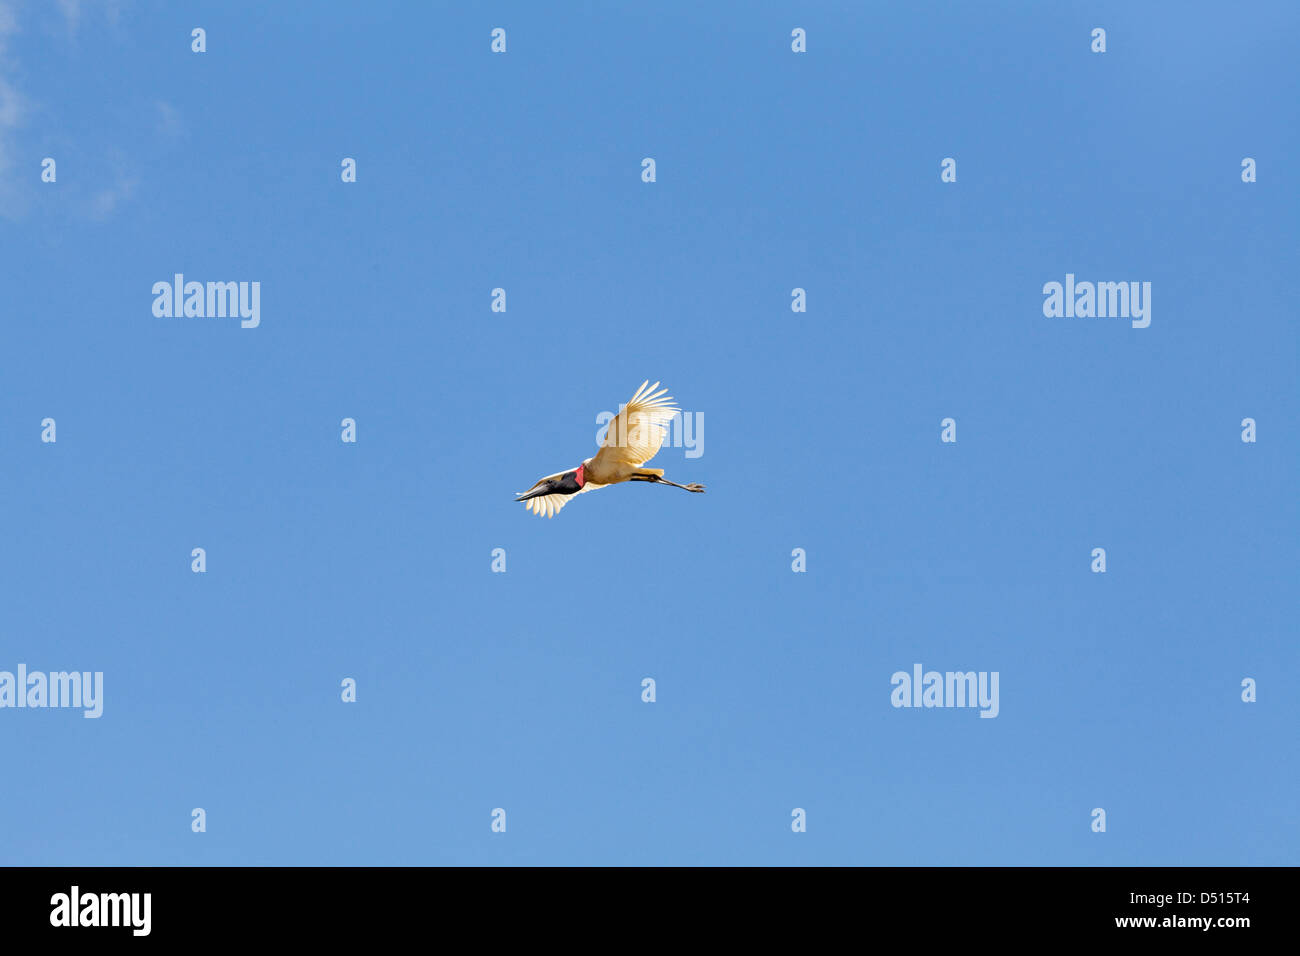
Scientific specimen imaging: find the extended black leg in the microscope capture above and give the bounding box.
[638,475,705,493]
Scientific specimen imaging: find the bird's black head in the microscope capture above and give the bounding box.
[515,465,586,502]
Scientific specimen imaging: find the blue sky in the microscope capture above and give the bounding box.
[1,1,1296,865]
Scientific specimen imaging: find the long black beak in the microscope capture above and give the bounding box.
[515,486,551,502]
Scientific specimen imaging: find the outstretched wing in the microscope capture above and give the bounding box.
[591,380,680,469]
[523,491,571,518]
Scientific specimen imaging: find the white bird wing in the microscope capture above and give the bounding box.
[590,380,680,469]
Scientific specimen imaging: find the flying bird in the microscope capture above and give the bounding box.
[516,381,705,518]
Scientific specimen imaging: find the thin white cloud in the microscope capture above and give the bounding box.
[89,150,137,219]
[0,1,16,44]
[0,74,20,127]
[55,0,80,32]
[156,99,183,138]
[1,1,138,220]
[55,0,123,34]
[0,1,26,218]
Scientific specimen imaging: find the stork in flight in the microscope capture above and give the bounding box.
[516,381,705,518]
